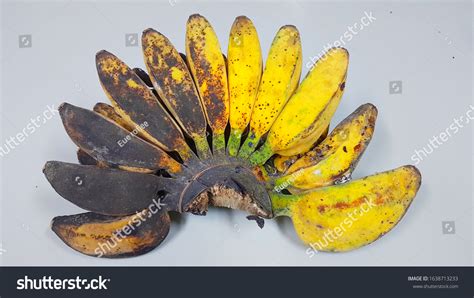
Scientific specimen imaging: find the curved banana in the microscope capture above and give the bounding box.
[239,25,302,158]
[250,47,349,165]
[271,165,421,252]
[186,14,229,154]
[274,103,377,191]
[141,28,211,159]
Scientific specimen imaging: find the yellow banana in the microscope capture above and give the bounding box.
[238,25,302,158]
[271,165,421,252]
[250,47,349,165]
[186,14,229,154]
[227,16,263,156]
[274,103,377,191]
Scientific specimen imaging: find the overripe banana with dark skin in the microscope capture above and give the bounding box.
[44,15,422,258]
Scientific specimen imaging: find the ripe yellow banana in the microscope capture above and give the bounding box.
[227,16,263,156]
[238,25,302,158]
[271,165,421,252]
[274,103,377,191]
[186,14,229,154]
[250,47,349,165]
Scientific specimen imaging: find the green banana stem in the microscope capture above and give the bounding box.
[270,192,299,217]
[238,133,260,159]
[227,129,242,156]
[248,142,273,165]
[212,133,226,155]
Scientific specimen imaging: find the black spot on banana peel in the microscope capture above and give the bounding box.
[46,15,422,257]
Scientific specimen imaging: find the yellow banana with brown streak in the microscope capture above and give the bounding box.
[250,48,349,165]
[238,25,302,158]
[271,165,421,252]
[227,16,263,156]
[141,28,211,159]
[274,103,377,192]
[186,14,229,154]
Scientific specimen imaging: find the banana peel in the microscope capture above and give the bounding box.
[227,16,263,156]
[44,15,422,258]
[271,166,421,252]
[52,210,170,258]
[273,103,377,192]
[238,25,302,158]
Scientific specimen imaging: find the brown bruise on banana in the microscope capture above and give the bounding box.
[274,155,299,173]
[186,14,229,138]
[51,210,170,258]
[96,51,192,160]
[184,185,270,218]
[141,29,209,150]
[272,166,421,251]
[60,103,183,174]
[276,104,377,191]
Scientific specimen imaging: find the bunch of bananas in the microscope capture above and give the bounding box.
[44,15,421,258]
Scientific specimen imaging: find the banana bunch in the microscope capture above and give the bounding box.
[44,15,421,258]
